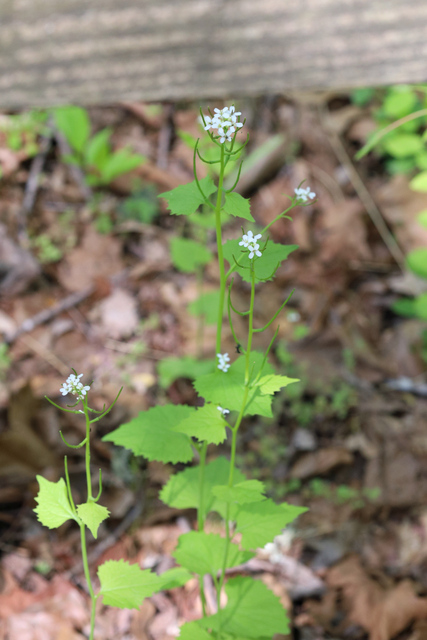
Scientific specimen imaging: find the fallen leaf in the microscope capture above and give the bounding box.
[290,448,354,480]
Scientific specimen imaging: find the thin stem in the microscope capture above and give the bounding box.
[64,456,77,515]
[80,521,97,639]
[217,262,256,632]
[253,289,294,333]
[215,144,226,354]
[245,263,256,385]
[196,262,205,359]
[83,398,92,501]
[198,440,208,617]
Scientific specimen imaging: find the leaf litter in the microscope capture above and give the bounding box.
[0,96,427,639]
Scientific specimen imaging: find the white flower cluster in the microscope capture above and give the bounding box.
[60,373,90,400]
[217,406,230,416]
[217,353,230,373]
[203,106,243,144]
[294,186,316,202]
[239,230,262,259]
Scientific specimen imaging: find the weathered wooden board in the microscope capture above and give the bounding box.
[1,0,427,109]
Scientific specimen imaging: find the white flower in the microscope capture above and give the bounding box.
[60,372,91,400]
[239,230,262,248]
[217,353,230,373]
[248,242,262,259]
[294,186,316,202]
[202,105,243,144]
[217,406,230,416]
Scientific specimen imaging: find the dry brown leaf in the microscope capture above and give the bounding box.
[290,447,354,480]
[0,385,56,479]
[97,288,139,339]
[326,556,427,640]
[57,228,123,293]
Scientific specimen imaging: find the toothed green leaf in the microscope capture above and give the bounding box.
[223,192,255,222]
[199,576,289,638]
[212,479,266,505]
[98,559,162,609]
[103,405,194,464]
[76,501,109,539]
[173,531,253,576]
[159,177,216,216]
[157,567,193,590]
[223,239,298,283]
[34,476,78,529]
[172,403,227,445]
[157,356,214,389]
[178,621,212,640]
[194,352,275,417]
[235,499,307,549]
[160,456,245,518]
[256,374,299,395]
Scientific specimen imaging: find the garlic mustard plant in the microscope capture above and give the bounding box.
[103,105,315,639]
[35,104,316,639]
[34,372,186,639]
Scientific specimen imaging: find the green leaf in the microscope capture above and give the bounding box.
[410,171,427,192]
[172,403,227,445]
[392,298,417,317]
[160,456,246,518]
[415,293,427,320]
[417,210,427,228]
[415,152,427,170]
[199,576,289,638]
[170,237,213,273]
[188,289,221,325]
[178,621,212,640]
[157,356,214,389]
[159,177,216,216]
[256,374,299,395]
[235,499,307,549]
[212,479,266,505]
[194,352,276,417]
[173,532,254,576]
[382,133,424,159]
[102,405,194,464]
[98,559,161,609]
[76,501,109,539]
[383,87,417,119]
[85,128,112,171]
[100,148,144,184]
[223,238,298,283]
[407,248,427,279]
[157,567,193,590]
[34,476,78,529]
[53,106,90,154]
[223,192,255,222]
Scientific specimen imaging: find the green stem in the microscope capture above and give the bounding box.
[80,522,97,639]
[83,399,92,501]
[215,144,226,354]
[217,261,256,631]
[245,263,256,385]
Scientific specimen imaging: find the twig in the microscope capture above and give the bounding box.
[319,104,407,272]
[157,103,175,169]
[383,376,427,397]
[4,285,95,344]
[17,133,53,246]
[18,334,70,376]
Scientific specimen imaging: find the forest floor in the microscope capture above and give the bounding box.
[0,93,427,640]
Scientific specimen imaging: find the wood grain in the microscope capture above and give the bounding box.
[1,0,427,109]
